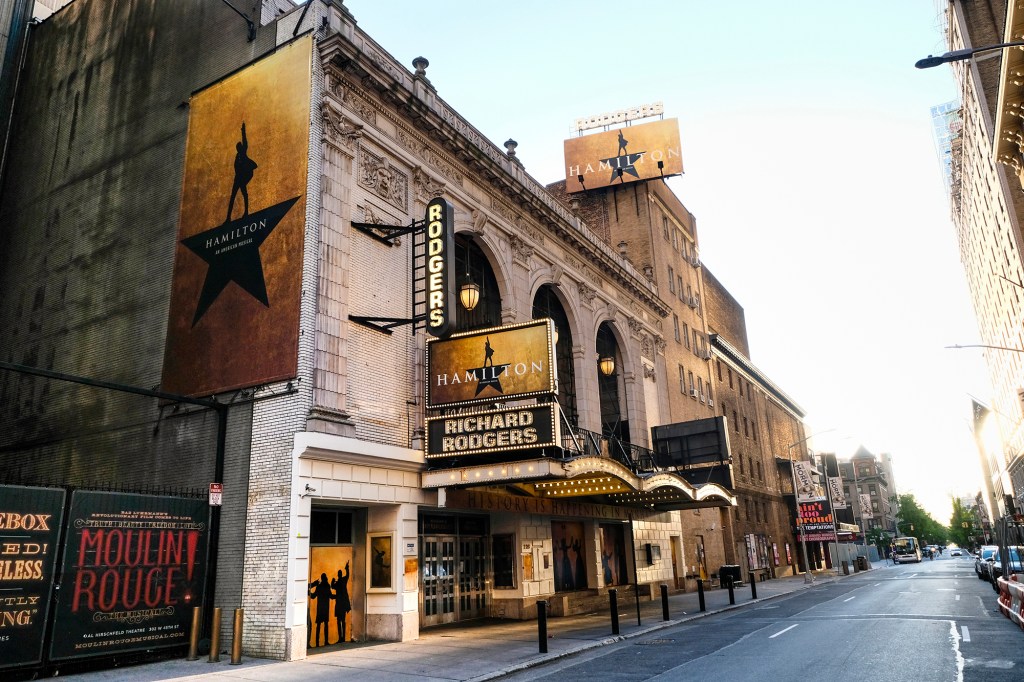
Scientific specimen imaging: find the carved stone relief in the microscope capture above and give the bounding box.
[359,147,407,209]
[413,167,446,202]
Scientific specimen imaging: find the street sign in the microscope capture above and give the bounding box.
[209,482,223,506]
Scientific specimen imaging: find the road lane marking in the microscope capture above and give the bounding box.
[951,621,966,682]
[961,626,970,642]
[769,624,798,639]
[843,597,856,602]
[956,594,960,601]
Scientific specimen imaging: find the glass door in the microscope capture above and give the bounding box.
[421,536,456,626]
[458,536,487,619]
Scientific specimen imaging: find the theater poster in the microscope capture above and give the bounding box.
[162,36,312,397]
[307,546,356,648]
[0,485,65,670]
[48,492,208,662]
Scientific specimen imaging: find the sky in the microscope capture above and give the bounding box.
[344,0,990,521]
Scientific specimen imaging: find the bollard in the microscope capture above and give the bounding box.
[609,588,620,635]
[537,600,548,654]
[697,579,706,612]
[209,607,222,662]
[230,609,244,665]
[749,573,757,600]
[727,577,735,605]
[186,606,202,661]
[660,584,670,621]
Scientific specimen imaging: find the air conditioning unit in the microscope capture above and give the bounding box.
[700,349,712,360]
[687,296,698,309]
[689,387,698,398]
[708,398,715,407]
[700,392,707,403]
[689,255,700,267]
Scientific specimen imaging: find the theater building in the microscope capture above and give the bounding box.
[0,1,815,668]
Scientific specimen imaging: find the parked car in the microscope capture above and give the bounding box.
[976,545,999,580]
[990,546,1024,588]
[950,548,962,557]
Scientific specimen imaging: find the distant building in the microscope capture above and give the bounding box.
[837,447,897,536]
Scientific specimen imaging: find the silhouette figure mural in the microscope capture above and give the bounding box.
[331,562,352,643]
[308,546,356,649]
[226,122,258,223]
[552,522,585,592]
[308,573,333,647]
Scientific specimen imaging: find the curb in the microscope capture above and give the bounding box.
[468,572,847,681]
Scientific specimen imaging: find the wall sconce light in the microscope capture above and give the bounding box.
[459,281,481,311]
[577,173,586,190]
[598,356,616,377]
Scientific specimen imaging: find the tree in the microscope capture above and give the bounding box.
[948,497,975,549]
[895,494,948,545]
[866,526,889,556]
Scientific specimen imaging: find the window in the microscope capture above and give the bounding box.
[688,371,695,394]
[683,323,691,349]
[668,266,675,293]
[679,365,686,394]
[743,417,749,437]
[677,275,684,298]
[739,380,744,397]
[697,376,704,397]
[662,216,670,240]
[310,509,354,544]
[756,461,763,480]
[728,368,733,389]
[673,314,680,342]
[733,411,739,432]
[676,229,685,252]
[717,361,723,382]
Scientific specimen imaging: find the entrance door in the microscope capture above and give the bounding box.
[421,536,456,627]
[458,536,487,619]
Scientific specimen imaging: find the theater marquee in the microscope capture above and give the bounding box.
[425,319,556,409]
[426,404,559,461]
[564,118,682,193]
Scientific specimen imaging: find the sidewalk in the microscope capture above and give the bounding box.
[57,565,874,681]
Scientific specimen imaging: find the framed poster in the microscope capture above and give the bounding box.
[367,533,394,592]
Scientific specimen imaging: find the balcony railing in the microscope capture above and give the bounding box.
[561,425,659,475]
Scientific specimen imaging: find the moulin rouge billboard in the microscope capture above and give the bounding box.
[0,485,65,670]
[48,491,208,662]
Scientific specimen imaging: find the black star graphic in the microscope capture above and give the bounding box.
[604,152,646,183]
[471,363,511,396]
[181,196,299,326]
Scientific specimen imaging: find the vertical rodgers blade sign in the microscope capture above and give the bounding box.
[425,198,455,337]
[161,36,312,396]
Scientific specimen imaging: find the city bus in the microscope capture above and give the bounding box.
[892,536,922,563]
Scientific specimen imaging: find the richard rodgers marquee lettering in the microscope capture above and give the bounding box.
[425,404,558,460]
[441,410,538,453]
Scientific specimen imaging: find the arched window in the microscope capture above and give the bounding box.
[597,322,629,442]
[532,286,577,428]
[453,235,500,332]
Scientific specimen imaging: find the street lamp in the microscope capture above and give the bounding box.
[915,41,1024,69]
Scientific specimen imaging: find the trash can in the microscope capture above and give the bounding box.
[719,565,742,586]
[855,557,867,571]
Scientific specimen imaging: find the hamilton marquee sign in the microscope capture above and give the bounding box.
[564,118,682,193]
[425,319,557,409]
